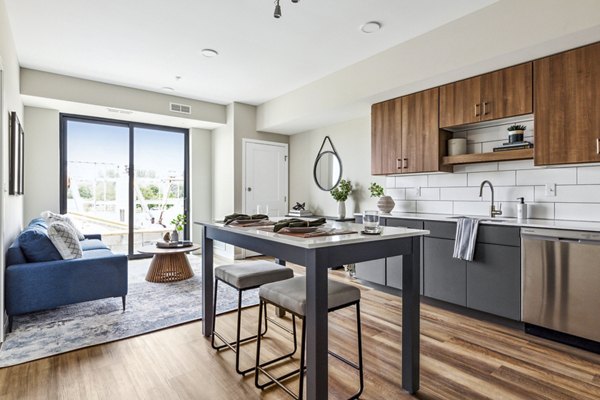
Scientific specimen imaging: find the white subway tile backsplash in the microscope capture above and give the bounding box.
[467,171,516,186]
[454,162,498,173]
[481,186,534,202]
[516,168,577,185]
[385,176,397,188]
[534,185,600,203]
[467,143,482,154]
[498,159,535,170]
[528,203,555,219]
[394,175,428,188]
[386,188,406,200]
[406,187,439,200]
[452,201,490,216]
[428,173,467,187]
[392,201,417,213]
[555,203,600,222]
[578,166,600,184]
[467,125,506,143]
[440,187,482,201]
[416,201,453,214]
[481,140,505,153]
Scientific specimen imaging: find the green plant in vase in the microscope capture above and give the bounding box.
[369,182,395,214]
[170,214,187,242]
[330,179,352,219]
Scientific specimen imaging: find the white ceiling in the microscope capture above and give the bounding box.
[5,0,496,106]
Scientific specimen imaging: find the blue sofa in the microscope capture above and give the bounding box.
[5,218,128,332]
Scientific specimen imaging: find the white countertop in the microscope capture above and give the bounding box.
[354,212,600,232]
[198,220,429,249]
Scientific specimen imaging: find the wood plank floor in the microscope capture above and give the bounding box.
[1,260,600,399]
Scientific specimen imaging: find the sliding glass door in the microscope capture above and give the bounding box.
[60,115,189,258]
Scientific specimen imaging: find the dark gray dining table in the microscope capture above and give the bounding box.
[196,220,428,399]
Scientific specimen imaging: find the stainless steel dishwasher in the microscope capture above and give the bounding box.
[522,228,600,347]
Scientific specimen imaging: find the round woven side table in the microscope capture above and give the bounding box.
[137,244,200,283]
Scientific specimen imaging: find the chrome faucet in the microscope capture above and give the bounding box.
[479,180,503,218]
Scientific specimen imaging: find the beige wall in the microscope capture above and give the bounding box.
[289,116,383,217]
[190,128,212,244]
[21,69,226,127]
[1,0,24,341]
[23,107,60,222]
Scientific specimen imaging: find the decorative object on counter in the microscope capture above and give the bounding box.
[156,240,194,249]
[369,182,395,214]
[273,217,326,232]
[448,138,467,156]
[362,210,381,234]
[313,136,343,191]
[493,141,533,152]
[170,214,187,242]
[223,213,269,225]
[330,179,352,219]
[517,197,528,220]
[163,231,171,242]
[289,201,313,217]
[507,124,527,143]
[345,263,356,278]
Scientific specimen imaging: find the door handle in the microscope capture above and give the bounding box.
[247,187,252,192]
[474,103,480,117]
[397,159,402,170]
[597,138,600,155]
[403,158,408,168]
[483,101,490,115]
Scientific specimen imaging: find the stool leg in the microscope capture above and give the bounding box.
[255,300,265,389]
[211,279,220,349]
[298,317,307,400]
[353,302,364,400]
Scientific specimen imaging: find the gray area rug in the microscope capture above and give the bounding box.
[0,255,259,367]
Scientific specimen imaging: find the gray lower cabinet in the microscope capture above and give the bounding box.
[354,258,386,285]
[467,243,521,320]
[423,237,467,306]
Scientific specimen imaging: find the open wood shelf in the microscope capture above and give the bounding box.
[442,148,534,166]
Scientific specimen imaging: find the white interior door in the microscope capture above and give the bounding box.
[244,140,288,218]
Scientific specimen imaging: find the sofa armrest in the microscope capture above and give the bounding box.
[5,254,128,316]
[84,233,102,240]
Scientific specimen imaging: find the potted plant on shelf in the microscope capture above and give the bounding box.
[369,182,395,214]
[170,214,187,242]
[330,179,352,219]
[507,124,527,143]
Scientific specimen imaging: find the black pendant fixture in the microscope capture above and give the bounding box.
[274,0,299,19]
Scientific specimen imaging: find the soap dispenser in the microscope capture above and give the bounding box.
[517,197,527,220]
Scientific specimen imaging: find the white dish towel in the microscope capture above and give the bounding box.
[453,217,480,261]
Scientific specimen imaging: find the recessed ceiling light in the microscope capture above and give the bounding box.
[201,49,219,58]
[360,21,382,34]
[161,86,175,92]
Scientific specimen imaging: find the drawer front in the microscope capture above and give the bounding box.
[477,225,520,247]
[385,218,424,229]
[424,221,456,239]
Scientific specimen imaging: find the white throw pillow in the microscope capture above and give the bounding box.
[41,211,86,240]
[47,222,83,260]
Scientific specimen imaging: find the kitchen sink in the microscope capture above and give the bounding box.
[446,216,512,223]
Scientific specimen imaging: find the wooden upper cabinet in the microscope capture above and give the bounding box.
[439,77,481,128]
[402,88,447,173]
[439,63,533,128]
[371,99,401,175]
[534,42,600,165]
[480,63,533,121]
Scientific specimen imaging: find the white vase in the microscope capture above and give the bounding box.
[171,230,179,242]
[338,201,346,219]
[377,196,395,214]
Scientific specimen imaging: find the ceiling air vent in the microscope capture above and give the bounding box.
[170,102,192,114]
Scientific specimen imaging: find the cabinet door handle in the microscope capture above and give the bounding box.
[474,103,480,117]
[403,158,408,168]
[597,138,600,155]
[397,158,402,170]
[483,101,490,115]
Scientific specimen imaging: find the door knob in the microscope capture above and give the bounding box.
[247,187,252,192]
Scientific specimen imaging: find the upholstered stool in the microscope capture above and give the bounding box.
[255,276,364,400]
[212,260,294,375]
